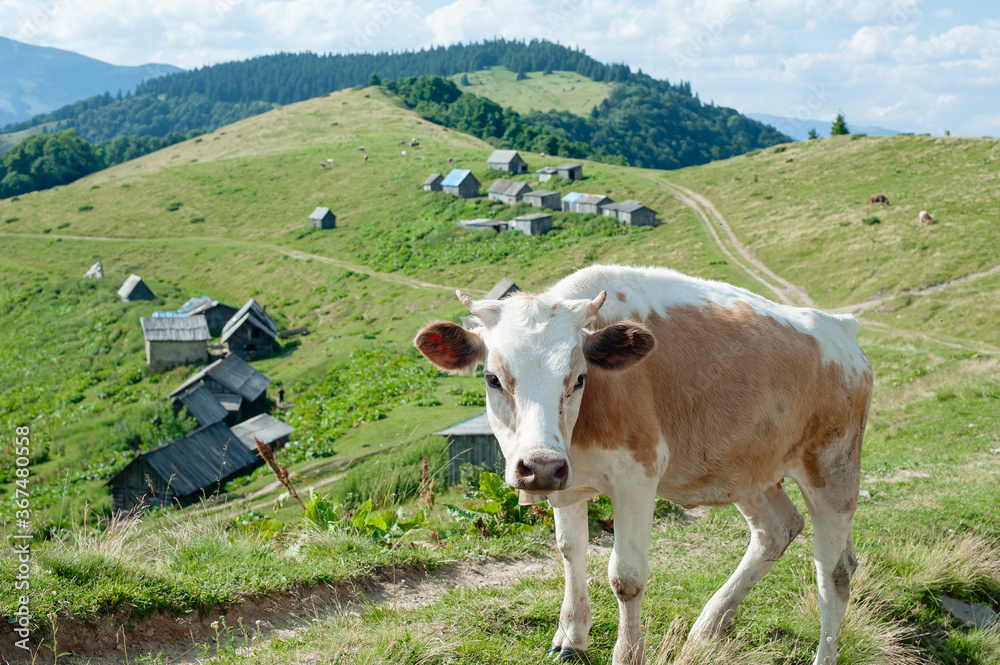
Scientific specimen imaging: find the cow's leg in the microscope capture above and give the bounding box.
[607,482,657,665]
[798,480,859,665]
[689,483,805,640]
[549,500,592,661]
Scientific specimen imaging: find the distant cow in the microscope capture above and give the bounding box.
[319,162,327,168]
[447,157,453,164]
[363,154,369,162]
[398,140,407,145]
[870,194,889,206]
[401,150,407,157]
[415,264,872,665]
[326,158,335,165]
[356,146,365,152]
[918,210,934,225]
[410,138,420,147]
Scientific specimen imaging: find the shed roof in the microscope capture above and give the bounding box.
[441,169,474,187]
[522,189,558,199]
[216,392,243,412]
[118,274,154,301]
[536,166,558,174]
[141,315,210,342]
[487,179,532,196]
[176,383,228,427]
[229,414,296,452]
[615,200,650,213]
[434,411,495,437]
[222,298,277,342]
[561,192,584,203]
[84,260,103,278]
[486,277,519,301]
[514,213,552,222]
[557,163,583,170]
[422,173,444,186]
[310,207,334,221]
[576,194,612,205]
[169,354,271,402]
[179,296,213,314]
[488,150,524,165]
[138,422,258,497]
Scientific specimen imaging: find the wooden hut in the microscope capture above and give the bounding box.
[510,212,552,236]
[561,192,583,212]
[173,383,228,427]
[603,200,657,226]
[180,296,239,335]
[487,150,528,174]
[487,179,532,205]
[309,207,336,229]
[572,194,614,215]
[556,163,583,180]
[536,166,558,182]
[229,414,295,453]
[108,422,259,512]
[422,173,444,191]
[435,412,505,485]
[140,315,210,373]
[459,218,508,232]
[486,277,520,301]
[118,274,154,302]
[521,189,560,210]
[83,260,103,278]
[169,354,272,423]
[441,169,481,198]
[221,298,277,359]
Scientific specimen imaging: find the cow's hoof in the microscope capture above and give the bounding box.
[556,647,588,663]
[547,646,561,658]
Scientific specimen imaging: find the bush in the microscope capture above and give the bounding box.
[332,437,447,507]
[863,216,881,226]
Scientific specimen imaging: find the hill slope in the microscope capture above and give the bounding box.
[0,36,182,127]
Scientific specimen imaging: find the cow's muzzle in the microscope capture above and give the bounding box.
[513,455,569,492]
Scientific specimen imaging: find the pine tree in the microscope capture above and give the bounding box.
[369,72,381,87]
[830,113,849,136]
[807,128,819,140]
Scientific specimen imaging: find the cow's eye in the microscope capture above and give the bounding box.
[485,373,503,391]
[573,374,586,391]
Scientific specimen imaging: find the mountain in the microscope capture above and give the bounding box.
[747,112,903,141]
[0,36,183,127]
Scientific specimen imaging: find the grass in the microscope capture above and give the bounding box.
[0,84,997,664]
[451,67,612,117]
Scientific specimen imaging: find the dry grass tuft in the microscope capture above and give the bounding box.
[881,531,1000,598]
[651,617,794,665]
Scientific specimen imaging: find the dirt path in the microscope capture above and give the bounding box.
[828,263,1000,316]
[44,556,555,665]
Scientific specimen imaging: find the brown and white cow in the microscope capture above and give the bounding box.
[415,265,873,665]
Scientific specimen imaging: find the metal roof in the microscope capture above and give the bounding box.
[176,383,228,427]
[84,261,103,278]
[215,392,243,412]
[310,207,334,220]
[141,315,210,342]
[488,179,532,197]
[522,189,557,198]
[557,163,583,170]
[561,192,584,203]
[435,411,495,437]
[488,150,523,164]
[441,169,473,187]
[422,173,443,186]
[536,166,558,174]
[222,298,277,342]
[459,218,505,231]
[139,422,258,497]
[514,213,552,222]
[179,296,213,314]
[229,414,296,452]
[169,354,271,402]
[616,200,651,213]
[152,311,188,318]
[575,194,612,205]
[486,277,519,301]
[118,274,154,301]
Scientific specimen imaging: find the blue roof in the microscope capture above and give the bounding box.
[441,169,473,187]
[152,311,188,318]
[179,296,213,314]
[562,191,584,203]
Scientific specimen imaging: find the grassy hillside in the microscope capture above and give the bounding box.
[0,86,998,664]
[451,67,612,116]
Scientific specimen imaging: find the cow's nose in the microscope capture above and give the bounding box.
[514,456,569,491]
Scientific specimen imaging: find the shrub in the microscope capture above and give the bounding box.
[863,216,881,226]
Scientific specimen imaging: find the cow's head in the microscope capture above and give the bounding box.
[415,289,655,492]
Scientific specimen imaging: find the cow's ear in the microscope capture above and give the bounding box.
[583,321,655,371]
[414,321,484,373]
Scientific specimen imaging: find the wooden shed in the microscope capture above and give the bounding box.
[422,173,444,191]
[435,412,506,485]
[83,260,103,278]
[221,298,277,359]
[173,383,228,427]
[572,194,614,215]
[118,274,155,302]
[536,166,558,183]
[229,413,295,453]
[459,218,508,232]
[310,207,336,229]
[510,212,553,236]
[561,192,583,212]
[521,189,560,210]
[556,163,583,180]
[487,179,532,205]
[108,422,259,512]
[488,150,528,174]
[441,169,481,198]
[603,200,657,226]
[169,353,272,423]
[180,296,239,335]
[140,314,210,373]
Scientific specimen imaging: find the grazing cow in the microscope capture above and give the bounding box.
[319,162,326,168]
[415,265,872,665]
[357,146,366,152]
[869,194,889,206]
[447,156,453,164]
[364,154,369,162]
[411,138,420,147]
[327,158,335,165]
[398,139,407,145]
[918,210,934,225]
[401,150,407,157]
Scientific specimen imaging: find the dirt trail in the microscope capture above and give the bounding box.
[828,263,1000,316]
[33,556,555,665]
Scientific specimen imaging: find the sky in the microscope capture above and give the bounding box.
[2,0,998,136]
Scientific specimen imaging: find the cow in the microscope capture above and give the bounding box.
[918,210,934,225]
[415,264,873,665]
[869,194,889,206]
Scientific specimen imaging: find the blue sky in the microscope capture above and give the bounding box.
[2,0,997,136]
